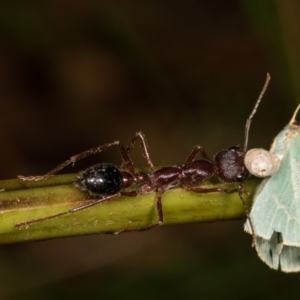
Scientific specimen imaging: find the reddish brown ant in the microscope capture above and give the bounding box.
[16,74,271,239]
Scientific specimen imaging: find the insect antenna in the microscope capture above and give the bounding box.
[243,73,271,153]
[240,73,271,246]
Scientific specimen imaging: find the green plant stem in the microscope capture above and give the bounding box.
[0,174,260,244]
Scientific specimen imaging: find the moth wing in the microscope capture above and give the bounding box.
[244,154,294,241]
[279,245,300,272]
[278,135,300,272]
[245,135,300,271]
[285,134,300,246]
[254,235,282,270]
[255,232,300,272]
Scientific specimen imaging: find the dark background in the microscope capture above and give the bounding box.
[0,1,300,299]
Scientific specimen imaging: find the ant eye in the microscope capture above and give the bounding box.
[236,173,244,182]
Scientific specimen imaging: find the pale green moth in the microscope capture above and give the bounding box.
[244,104,300,272]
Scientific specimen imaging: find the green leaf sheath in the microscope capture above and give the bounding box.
[0,174,259,244]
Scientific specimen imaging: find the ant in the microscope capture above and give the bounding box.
[16,73,271,241]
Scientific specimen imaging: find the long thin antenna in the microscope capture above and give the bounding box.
[243,73,271,153]
[289,103,300,125]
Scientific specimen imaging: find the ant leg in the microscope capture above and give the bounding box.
[184,145,211,164]
[122,185,164,226]
[122,131,154,171]
[184,182,256,246]
[238,183,256,247]
[156,190,164,225]
[121,190,139,196]
[114,223,159,235]
[18,140,136,181]
[14,193,122,228]
[183,184,238,194]
[15,186,158,229]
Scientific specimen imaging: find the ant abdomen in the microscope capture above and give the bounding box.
[76,163,123,196]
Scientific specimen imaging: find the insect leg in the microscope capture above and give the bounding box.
[19,140,134,181]
[184,145,211,164]
[183,184,238,194]
[14,193,121,228]
[123,131,154,171]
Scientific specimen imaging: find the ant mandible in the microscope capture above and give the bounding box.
[16,74,271,237]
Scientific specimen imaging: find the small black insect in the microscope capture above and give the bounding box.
[16,74,271,235]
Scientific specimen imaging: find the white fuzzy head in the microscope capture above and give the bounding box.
[244,148,281,178]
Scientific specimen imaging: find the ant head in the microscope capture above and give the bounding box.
[215,146,248,183]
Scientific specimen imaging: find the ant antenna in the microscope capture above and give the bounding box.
[240,73,271,246]
[243,73,271,153]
